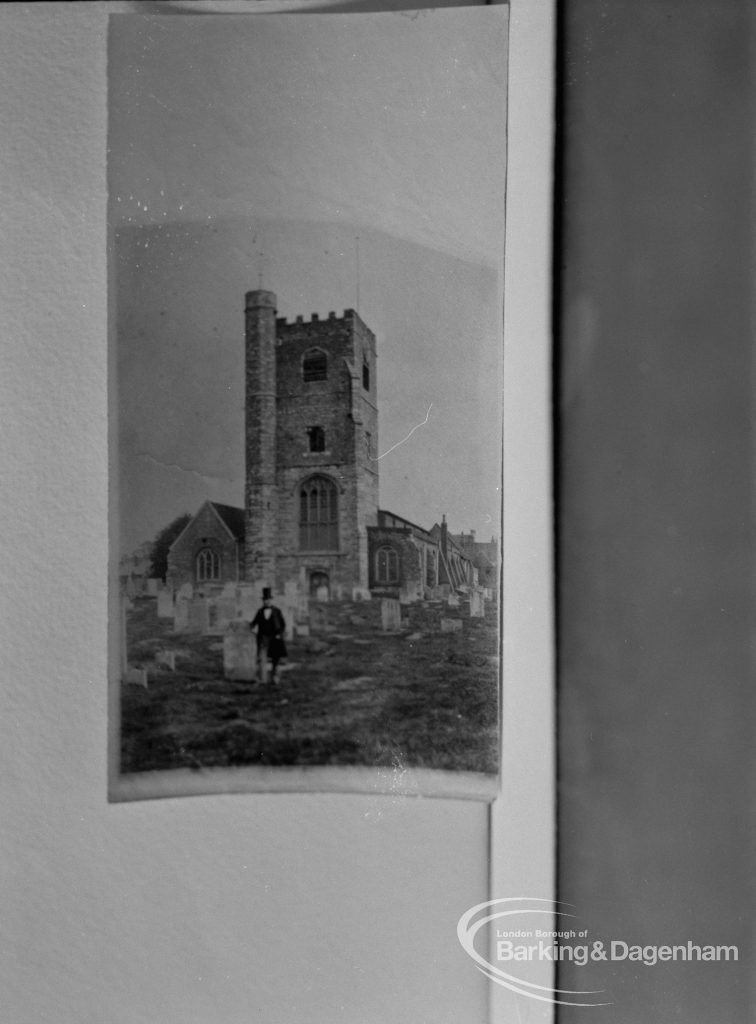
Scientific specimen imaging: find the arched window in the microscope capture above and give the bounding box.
[299,475,338,550]
[375,546,399,584]
[196,547,220,582]
[426,548,437,587]
[302,348,328,382]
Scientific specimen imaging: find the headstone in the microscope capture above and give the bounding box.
[399,581,420,605]
[215,598,238,631]
[124,667,148,687]
[238,583,258,621]
[447,593,460,608]
[156,650,176,672]
[146,578,160,596]
[157,589,174,619]
[295,623,310,637]
[381,598,402,631]
[186,597,208,634]
[440,618,462,633]
[206,598,241,635]
[173,596,190,632]
[223,622,257,681]
[469,589,485,618]
[310,604,328,633]
[352,586,372,602]
[177,582,193,601]
[277,601,295,641]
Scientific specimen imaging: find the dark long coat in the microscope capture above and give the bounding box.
[250,605,288,659]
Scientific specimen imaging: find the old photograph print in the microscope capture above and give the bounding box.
[109,10,507,800]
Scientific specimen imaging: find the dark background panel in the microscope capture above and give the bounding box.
[558,2,754,1021]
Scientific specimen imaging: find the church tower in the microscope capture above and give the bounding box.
[244,291,379,596]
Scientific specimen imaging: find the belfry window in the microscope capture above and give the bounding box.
[196,547,220,582]
[303,348,328,382]
[299,475,338,550]
[375,546,399,584]
[307,426,325,452]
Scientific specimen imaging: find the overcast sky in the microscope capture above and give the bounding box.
[110,9,508,554]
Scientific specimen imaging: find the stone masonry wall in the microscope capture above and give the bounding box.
[244,290,278,585]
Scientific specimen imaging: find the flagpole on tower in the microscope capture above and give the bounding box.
[356,234,360,312]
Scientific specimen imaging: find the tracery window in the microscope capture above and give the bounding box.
[299,475,338,550]
[196,547,220,582]
[375,545,399,584]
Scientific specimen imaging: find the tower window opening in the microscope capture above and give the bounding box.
[299,475,338,550]
[308,426,325,452]
[303,348,328,382]
[362,357,370,391]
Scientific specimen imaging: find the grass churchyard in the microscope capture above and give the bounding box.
[121,594,499,776]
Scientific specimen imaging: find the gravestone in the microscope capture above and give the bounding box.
[295,623,310,637]
[155,650,176,672]
[157,589,174,619]
[223,622,256,681]
[279,602,295,641]
[352,586,372,602]
[215,598,238,631]
[173,596,190,632]
[186,597,208,634]
[399,581,420,605]
[238,583,259,621]
[469,589,485,618]
[124,666,148,687]
[310,603,328,633]
[381,598,402,631]
[440,618,462,633]
[447,593,460,608]
[176,582,193,601]
[204,598,238,636]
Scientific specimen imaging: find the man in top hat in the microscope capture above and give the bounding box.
[250,587,287,684]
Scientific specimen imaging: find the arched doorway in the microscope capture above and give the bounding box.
[309,570,330,602]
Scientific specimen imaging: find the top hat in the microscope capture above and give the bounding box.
[262,587,273,600]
